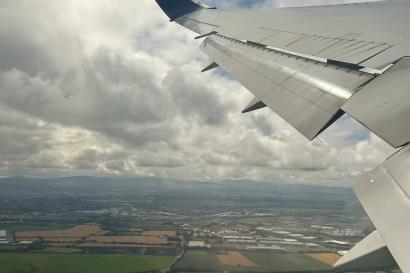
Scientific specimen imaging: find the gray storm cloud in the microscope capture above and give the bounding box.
[0,0,394,185]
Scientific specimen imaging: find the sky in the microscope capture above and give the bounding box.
[0,0,395,186]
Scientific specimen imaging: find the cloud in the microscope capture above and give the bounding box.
[0,0,395,186]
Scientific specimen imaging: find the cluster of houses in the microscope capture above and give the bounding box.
[0,230,10,245]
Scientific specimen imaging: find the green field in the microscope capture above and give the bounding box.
[174,251,222,272]
[0,253,174,273]
[174,251,331,272]
[1,223,73,232]
[242,252,331,271]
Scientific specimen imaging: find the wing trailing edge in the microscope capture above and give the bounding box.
[200,34,373,140]
[334,231,397,271]
[342,57,410,149]
[155,2,410,271]
[353,145,410,272]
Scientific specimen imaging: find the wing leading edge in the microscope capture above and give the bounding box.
[155,1,410,271]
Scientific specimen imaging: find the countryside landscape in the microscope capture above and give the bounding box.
[0,176,381,273]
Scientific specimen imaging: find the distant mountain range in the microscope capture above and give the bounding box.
[0,175,350,193]
[0,175,367,221]
[0,175,356,204]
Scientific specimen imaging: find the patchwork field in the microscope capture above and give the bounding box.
[79,243,149,248]
[217,251,256,267]
[242,252,331,272]
[174,251,223,272]
[0,253,174,273]
[3,223,73,232]
[42,247,82,254]
[175,250,332,272]
[47,243,76,247]
[78,243,173,248]
[41,238,82,243]
[86,235,168,245]
[15,225,104,238]
[306,253,341,266]
[142,230,176,236]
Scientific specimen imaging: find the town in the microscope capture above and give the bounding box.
[0,176,376,272]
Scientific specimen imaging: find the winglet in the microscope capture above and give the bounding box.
[155,0,204,21]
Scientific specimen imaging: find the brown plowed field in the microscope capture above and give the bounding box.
[18,237,80,243]
[306,253,341,265]
[86,236,168,245]
[48,243,76,247]
[217,252,256,267]
[15,225,104,238]
[78,243,172,248]
[42,238,81,243]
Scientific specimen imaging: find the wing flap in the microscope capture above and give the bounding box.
[353,145,410,273]
[343,57,410,148]
[201,35,374,140]
[334,231,397,271]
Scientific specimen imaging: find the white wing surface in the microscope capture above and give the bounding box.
[155,0,410,271]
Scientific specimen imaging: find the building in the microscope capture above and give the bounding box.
[188,241,210,248]
[246,245,283,251]
[223,235,254,240]
[324,240,352,249]
[338,250,349,256]
[0,230,9,244]
[0,230,6,239]
[18,241,34,246]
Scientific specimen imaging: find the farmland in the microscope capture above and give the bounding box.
[306,253,341,266]
[242,252,331,271]
[142,230,177,236]
[174,251,223,272]
[0,253,174,273]
[174,250,332,272]
[87,235,169,245]
[15,225,104,239]
[217,251,256,267]
[10,223,175,254]
[26,237,81,243]
[0,177,379,273]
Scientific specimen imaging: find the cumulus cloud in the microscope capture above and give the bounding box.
[0,0,395,185]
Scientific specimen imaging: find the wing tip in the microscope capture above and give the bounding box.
[155,0,204,21]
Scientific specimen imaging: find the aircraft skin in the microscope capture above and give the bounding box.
[154,0,410,271]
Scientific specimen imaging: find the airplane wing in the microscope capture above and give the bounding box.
[155,0,410,271]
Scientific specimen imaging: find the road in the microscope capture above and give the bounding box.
[162,236,186,273]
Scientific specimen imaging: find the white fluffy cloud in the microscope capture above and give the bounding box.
[0,0,394,185]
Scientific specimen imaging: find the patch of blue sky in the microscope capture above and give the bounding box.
[337,115,370,142]
[320,114,371,148]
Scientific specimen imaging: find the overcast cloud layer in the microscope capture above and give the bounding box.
[0,0,394,185]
